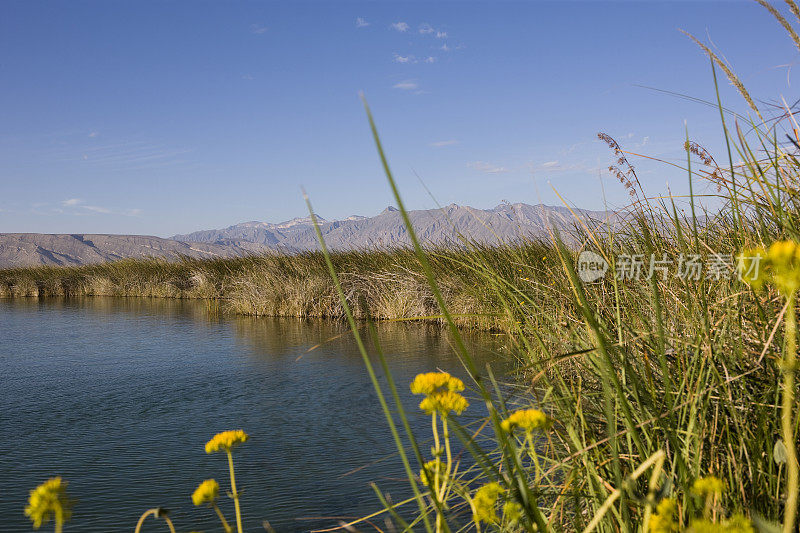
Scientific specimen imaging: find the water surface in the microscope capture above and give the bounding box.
[0,298,503,532]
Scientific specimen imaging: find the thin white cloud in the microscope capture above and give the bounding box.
[391,22,410,32]
[250,24,268,34]
[436,31,447,39]
[241,74,254,80]
[468,161,510,174]
[430,140,458,147]
[81,205,112,214]
[530,160,585,173]
[88,131,98,138]
[560,142,583,155]
[356,17,370,28]
[394,54,414,63]
[419,23,435,34]
[440,43,464,52]
[424,56,436,63]
[393,80,419,90]
[69,141,193,171]
[54,198,140,216]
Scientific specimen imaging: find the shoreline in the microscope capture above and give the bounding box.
[0,245,556,332]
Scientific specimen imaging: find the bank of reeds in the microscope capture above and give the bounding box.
[0,241,562,332]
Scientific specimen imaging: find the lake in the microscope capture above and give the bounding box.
[0,297,505,532]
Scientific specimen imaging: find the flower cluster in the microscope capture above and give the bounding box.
[410,372,465,395]
[502,501,522,523]
[419,458,444,488]
[410,372,469,415]
[741,241,800,295]
[691,476,725,497]
[473,482,504,524]
[205,430,249,454]
[687,515,754,533]
[649,498,678,533]
[500,408,551,433]
[649,480,753,532]
[419,390,469,415]
[24,477,72,529]
[192,479,220,507]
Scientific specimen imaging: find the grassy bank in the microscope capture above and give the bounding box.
[0,241,558,332]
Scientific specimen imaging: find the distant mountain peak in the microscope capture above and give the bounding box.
[169,202,613,253]
[274,215,325,229]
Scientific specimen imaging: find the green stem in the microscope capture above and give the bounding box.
[440,415,455,508]
[430,413,444,533]
[227,449,244,533]
[213,503,233,533]
[134,509,176,533]
[432,413,440,456]
[442,415,453,492]
[783,292,798,533]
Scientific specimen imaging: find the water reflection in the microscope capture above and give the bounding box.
[0,298,505,532]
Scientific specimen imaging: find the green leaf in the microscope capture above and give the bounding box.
[774,439,788,466]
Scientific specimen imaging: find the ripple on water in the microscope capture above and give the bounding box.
[0,298,505,532]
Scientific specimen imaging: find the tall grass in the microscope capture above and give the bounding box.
[306,3,800,530]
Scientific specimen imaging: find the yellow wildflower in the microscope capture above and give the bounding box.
[192,479,220,506]
[410,372,464,395]
[205,430,249,454]
[724,514,756,533]
[411,372,468,415]
[687,515,754,533]
[473,482,503,524]
[419,459,444,488]
[24,477,72,530]
[740,241,800,295]
[419,390,469,415]
[648,498,679,533]
[767,240,800,295]
[691,476,725,497]
[502,501,522,523]
[687,519,717,533]
[501,408,551,433]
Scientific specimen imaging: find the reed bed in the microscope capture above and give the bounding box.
[0,242,558,332]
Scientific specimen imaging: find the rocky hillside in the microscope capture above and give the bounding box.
[172,203,612,250]
[0,233,269,268]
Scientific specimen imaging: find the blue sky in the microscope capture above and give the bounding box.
[1,0,798,236]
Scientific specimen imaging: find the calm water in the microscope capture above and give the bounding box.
[0,298,504,532]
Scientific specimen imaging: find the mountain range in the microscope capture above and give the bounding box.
[173,203,610,250]
[0,203,611,268]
